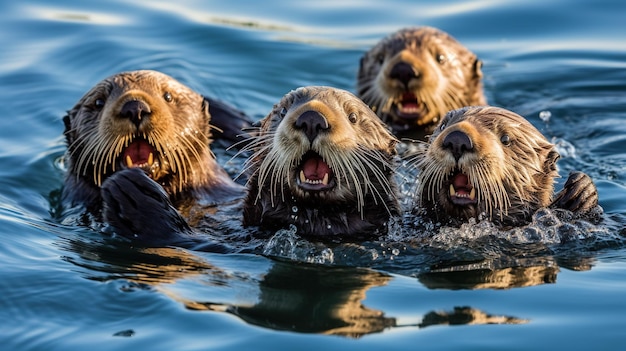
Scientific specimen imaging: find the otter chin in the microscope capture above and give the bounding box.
[357,26,486,139]
[412,106,600,227]
[242,86,400,240]
[61,70,243,242]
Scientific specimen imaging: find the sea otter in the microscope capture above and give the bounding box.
[241,86,400,240]
[412,106,599,227]
[61,70,244,244]
[357,26,486,139]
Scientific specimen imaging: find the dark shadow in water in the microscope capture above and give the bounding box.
[61,236,530,338]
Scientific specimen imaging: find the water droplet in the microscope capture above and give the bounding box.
[539,110,552,122]
[553,138,576,158]
[392,248,400,256]
[326,224,331,229]
[291,206,298,213]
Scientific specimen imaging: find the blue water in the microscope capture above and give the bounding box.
[2,0,626,350]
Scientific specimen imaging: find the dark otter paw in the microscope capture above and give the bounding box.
[101,168,192,244]
[551,171,599,216]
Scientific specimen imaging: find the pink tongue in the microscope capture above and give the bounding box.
[123,140,153,165]
[453,174,469,187]
[452,173,472,194]
[302,157,330,180]
[401,93,419,108]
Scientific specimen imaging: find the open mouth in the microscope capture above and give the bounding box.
[296,151,335,191]
[393,92,428,120]
[448,171,477,205]
[120,138,159,175]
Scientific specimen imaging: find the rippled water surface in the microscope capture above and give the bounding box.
[2,1,626,350]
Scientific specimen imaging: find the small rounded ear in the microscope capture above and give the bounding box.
[63,106,79,146]
[473,58,484,79]
[545,149,560,173]
[201,97,211,123]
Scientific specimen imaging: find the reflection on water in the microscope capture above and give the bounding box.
[2,0,626,349]
[62,236,534,337]
[191,262,397,338]
[420,306,527,328]
[420,263,560,290]
[62,236,224,285]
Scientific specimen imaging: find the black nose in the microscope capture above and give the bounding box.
[120,100,151,127]
[442,130,473,161]
[389,61,418,87]
[295,110,329,143]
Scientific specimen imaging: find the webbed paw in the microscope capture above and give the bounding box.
[551,171,599,216]
[101,168,192,244]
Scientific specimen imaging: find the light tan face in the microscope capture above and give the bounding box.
[415,106,559,225]
[357,27,485,134]
[63,70,212,193]
[244,86,398,210]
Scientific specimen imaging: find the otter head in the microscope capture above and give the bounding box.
[243,86,399,239]
[415,106,560,227]
[357,27,486,137]
[63,70,215,203]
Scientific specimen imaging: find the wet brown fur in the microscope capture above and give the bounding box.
[357,26,486,139]
[62,70,239,213]
[241,86,400,240]
[413,106,560,227]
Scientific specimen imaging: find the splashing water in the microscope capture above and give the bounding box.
[539,110,552,122]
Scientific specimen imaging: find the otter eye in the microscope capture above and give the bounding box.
[163,92,173,102]
[94,98,105,109]
[348,112,358,123]
[437,54,447,64]
[501,134,511,146]
[279,107,288,118]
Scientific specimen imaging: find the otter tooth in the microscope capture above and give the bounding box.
[322,173,329,186]
[469,187,476,200]
[299,170,306,183]
[126,155,133,168]
[148,152,154,166]
[449,184,455,197]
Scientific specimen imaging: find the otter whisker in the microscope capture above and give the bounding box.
[401,143,429,172]
[256,147,291,206]
[86,133,121,186]
[326,150,365,212]
[353,150,395,216]
[242,86,400,239]
[355,147,395,195]
[238,147,275,183]
[176,128,208,166]
[71,130,101,181]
